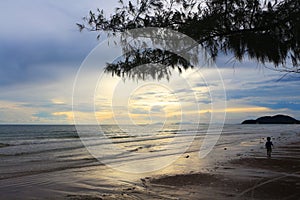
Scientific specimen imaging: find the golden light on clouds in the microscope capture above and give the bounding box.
[59,106,273,124]
[93,83,186,124]
[198,106,272,114]
[53,111,74,121]
[51,99,65,105]
[95,111,114,121]
[127,84,182,124]
[225,107,271,113]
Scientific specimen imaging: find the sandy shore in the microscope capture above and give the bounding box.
[145,141,300,200]
[64,139,300,200]
[2,125,299,200]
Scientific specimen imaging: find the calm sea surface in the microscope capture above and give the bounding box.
[0,124,299,199]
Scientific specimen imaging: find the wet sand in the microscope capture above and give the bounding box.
[63,141,300,200]
[1,125,299,200]
[145,141,300,200]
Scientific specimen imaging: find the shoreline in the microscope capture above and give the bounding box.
[56,129,300,199]
[64,130,300,200]
[144,138,300,199]
[1,125,299,199]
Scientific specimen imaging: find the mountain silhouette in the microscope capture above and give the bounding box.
[242,114,300,124]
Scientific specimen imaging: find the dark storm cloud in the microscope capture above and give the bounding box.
[0,36,98,85]
[0,0,114,86]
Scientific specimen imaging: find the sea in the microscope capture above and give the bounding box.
[0,124,299,199]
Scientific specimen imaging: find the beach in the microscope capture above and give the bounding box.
[147,141,300,200]
[90,128,300,200]
[0,124,299,199]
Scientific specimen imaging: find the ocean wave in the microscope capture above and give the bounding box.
[0,143,10,148]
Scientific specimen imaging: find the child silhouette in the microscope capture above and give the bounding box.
[265,137,274,158]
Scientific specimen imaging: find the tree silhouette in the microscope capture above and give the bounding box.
[78,0,300,79]
[105,48,194,80]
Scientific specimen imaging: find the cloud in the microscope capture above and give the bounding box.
[150,105,164,113]
[0,0,116,40]
[52,111,74,121]
[130,107,148,114]
[0,1,300,124]
[225,107,271,113]
[0,0,119,87]
[33,111,70,122]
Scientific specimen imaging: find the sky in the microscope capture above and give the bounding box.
[0,0,300,124]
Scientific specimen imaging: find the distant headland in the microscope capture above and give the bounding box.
[242,114,300,124]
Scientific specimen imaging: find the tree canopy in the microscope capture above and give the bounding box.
[78,0,300,78]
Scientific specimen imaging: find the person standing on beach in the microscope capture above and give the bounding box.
[265,137,274,158]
